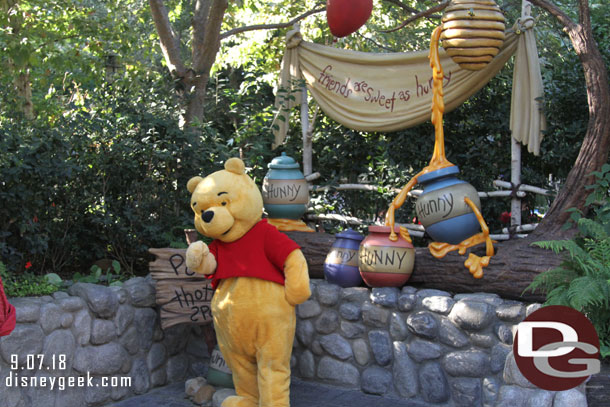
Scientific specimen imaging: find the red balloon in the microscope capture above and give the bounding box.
[326,0,373,38]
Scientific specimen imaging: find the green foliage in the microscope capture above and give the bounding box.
[0,261,59,297]
[526,165,610,357]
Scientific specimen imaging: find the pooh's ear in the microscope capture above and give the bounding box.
[225,158,245,175]
[187,176,205,193]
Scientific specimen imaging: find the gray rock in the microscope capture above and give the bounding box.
[454,292,503,306]
[25,371,59,407]
[166,354,189,381]
[352,339,370,366]
[68,282,119,318]
[361,301,390,328]
[0,324,44,365]
[147,342,167,371]
[491,343,511,373]
[496,301,526,322]
[496,386,553,407]
[40,303,63,334]
[42,329,75,369]
[297,300,322,319]
[422,296,455,315]
[407,339,442,362]
[482,377,499,405]
[111,286,129,304]
[52,291,69,299]
[10,297,41,323]
[123,277,156,307]
[40,295,53,302]
[122,354,134,374]
[151,368,168,387]
[55,383,86,407]
[134,307,157,350]
[299,350,315,378]
[553,388,587,407]
[130,358,151,394]
[163,324,189,356]
[317,356,360,387]
[73,342,127,375]
[449,301,494,331]
[406,311,439,339]
[213,388,237,407]
[58,296,85,312]
[401,286,418,295]
[495,323,514,345]
[311,339,324,356]
[439,317,470,348]
[114,304,135,336]
[502,351,537,388]
[340,321,366,339]
[186,336,208,358]
[388,312,408,341]
[341,287,370,303]
[392,341,418,398]
[442,350,490,377]
[469,333,496,348]
[526,303,542,317]
[417,288,452,298]
[319,334,352,360]
[317,282,341,306]
[361,366,392,395]
[153,324,164,342]
[119,326,140,355]
[368,330,392,366]
[60,313,73,328]
[91,318,117,345]
[397,293,417,312]
[451,377,482,407]
[339,302,361,321]
[419,361,450,403]
[72,309,92,346]
[85,376,111,405]
[296,320,315,346]
[370,287,399,308]
[315,310,339,334]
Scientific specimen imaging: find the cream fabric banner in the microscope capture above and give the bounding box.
[273,23,545,155]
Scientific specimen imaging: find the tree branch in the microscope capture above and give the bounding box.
[149,0,186,77]
[382,1,449,33]
[192,0,212,65]
[577,0,591,34]
[527,0,577,32]
[382,0,419,15]
[219,7,326,40]
[195,0,228,73]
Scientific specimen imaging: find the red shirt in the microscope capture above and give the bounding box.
[208,219,300,289]
[0,276,16,337]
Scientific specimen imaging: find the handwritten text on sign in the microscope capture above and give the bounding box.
[317,64,453,113]
[149,248,215,329]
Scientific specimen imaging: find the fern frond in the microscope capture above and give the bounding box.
[578,217,609,240]
[545,285,570,306]
[567,276,610,310]
[533,239,588,259]
[525,266,578,294]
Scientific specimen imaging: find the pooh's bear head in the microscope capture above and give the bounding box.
[187,158,263,243]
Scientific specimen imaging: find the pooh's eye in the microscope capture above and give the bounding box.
[222,202,227,206]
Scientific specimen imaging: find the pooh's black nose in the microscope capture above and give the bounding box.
[201,210,214,223]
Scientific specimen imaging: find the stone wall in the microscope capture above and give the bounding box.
[0,276,210,407]
[291,279,588,407]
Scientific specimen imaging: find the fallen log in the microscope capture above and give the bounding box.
[284,231,560,302]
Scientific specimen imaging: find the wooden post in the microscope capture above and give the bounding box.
[301,84,313,177]
[511,135,522,228]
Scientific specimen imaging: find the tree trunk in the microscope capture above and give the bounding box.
[528,0,610,239]
[14,70,34,120]
[284,231,554,301]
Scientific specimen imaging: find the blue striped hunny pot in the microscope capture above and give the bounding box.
[416,165,481,245]
[324,228,364,288]
[262,153,309,220]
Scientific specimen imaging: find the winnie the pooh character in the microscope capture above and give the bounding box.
[185,157,311,407]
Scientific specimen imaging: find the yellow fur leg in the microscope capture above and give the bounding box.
[221,395,257,407]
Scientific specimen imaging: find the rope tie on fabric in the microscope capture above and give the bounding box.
[510,182,522,198]
[286,28,303,49]
[514,16,535,35]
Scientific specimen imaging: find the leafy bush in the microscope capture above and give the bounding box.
[526,164,610,357]
[0,261,59,297]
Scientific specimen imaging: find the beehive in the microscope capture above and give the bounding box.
[441,0,506,70]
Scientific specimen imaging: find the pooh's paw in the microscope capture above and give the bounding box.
[186,241,209,271]
[221,395,257,407]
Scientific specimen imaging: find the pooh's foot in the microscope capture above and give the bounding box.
[221,395,257,407]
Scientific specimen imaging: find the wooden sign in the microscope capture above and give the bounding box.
[149,248,214,329]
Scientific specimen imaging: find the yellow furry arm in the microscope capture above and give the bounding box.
[283,249,311,306]
[185,241,217,275]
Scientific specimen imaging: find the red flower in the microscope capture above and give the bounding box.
[33,216,38,223]
[500,211,511,224]
[25,262,32,269]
